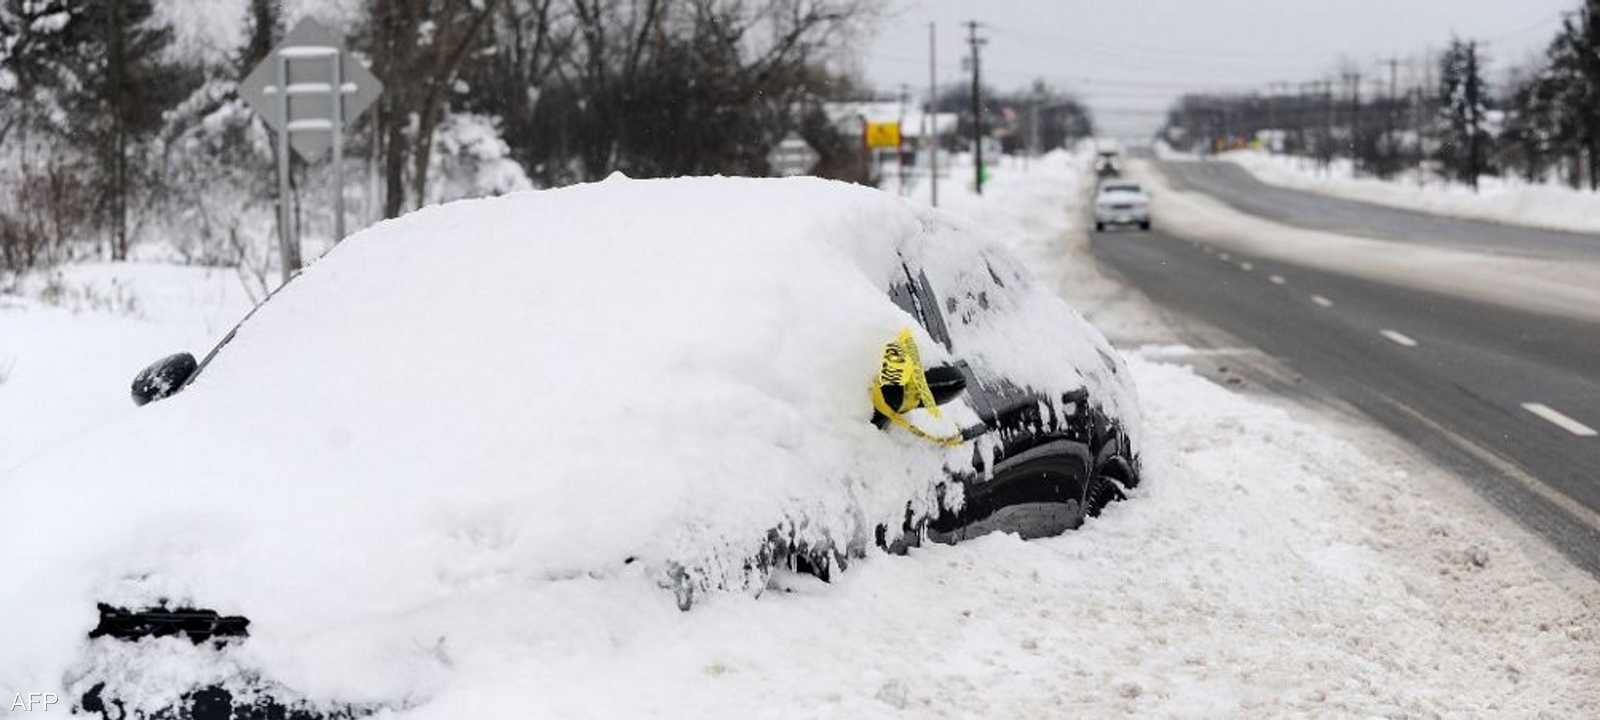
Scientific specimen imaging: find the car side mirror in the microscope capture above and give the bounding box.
[869,363,969,430]
[131,352,198,406]
[924,364,967,406]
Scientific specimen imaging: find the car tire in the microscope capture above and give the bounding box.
[1094,222,1105,232]
[929,449,1092,544]
[1138,220,1151,231]
[1088,439,1138,517]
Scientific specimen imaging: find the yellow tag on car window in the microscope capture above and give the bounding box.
[879,327,939,418]
[872,328,963,446]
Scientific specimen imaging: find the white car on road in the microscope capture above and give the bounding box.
[1094,180,1151,232]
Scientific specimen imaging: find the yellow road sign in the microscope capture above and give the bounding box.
[865,121,902,149]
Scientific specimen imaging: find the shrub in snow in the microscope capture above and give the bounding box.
[425,112,535,204]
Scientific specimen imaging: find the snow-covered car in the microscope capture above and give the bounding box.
[1,177,1140,718]
[1094,180,1151,232]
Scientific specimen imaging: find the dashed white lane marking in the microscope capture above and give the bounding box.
[1311,295,1334,307]
[1522,403,1598,437]
[1219,252,1231,260]
[1269,274,1286,285]
[1383,397,1600,533]
[1380,329,1418,347]
[1239,262,1254,271]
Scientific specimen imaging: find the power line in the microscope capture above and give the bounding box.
[985,22,1333,64]
[1484,10,1568,42]
[1089,107,1176,115]
[863,49,1255,93]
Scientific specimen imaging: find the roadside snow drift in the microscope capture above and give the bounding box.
[0,175,1137,711]
[1222,147,1600,236]
[1127,159,1600,324]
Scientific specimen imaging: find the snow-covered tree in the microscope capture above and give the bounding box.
[1437,37,1491,190]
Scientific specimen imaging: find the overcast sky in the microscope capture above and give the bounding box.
[860,0,1575,141]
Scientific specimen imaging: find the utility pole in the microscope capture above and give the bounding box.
[898,83,909,196]
[1323,79,1335,175]
[1343,71,1361,174]
[1266,84,1277,151]
[1465,40,1482,192]
[1422,47,1437,186]
[966,20,986,195]
[1031,98,1040,159]
[1385,56,1400,177]
[928,21,938,207]
[1298,81,1316,168]
[1412,84,1426,187]
[1026,86,1040,171]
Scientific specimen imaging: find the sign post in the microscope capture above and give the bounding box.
[240,18,384,284]
[865,121,902,190]
[273,50,296,276]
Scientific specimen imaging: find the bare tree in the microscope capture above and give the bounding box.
[455,0,570,179]
[532,0,872,181]
[364,0,503,218]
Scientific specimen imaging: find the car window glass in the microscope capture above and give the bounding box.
[933,250,1025,338]
[914,269,954,351]
[888,263,954,352]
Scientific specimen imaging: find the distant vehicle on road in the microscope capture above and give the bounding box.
[1094,180,1152,232]
[10,177,1143,719]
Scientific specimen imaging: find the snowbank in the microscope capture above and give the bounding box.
[0,264,253,472]
[1127,159,1600,324]
[1222,148,1600,235]
[2,157,1596,717]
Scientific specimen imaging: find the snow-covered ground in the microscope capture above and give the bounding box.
[0,264,255,473]
[1219,147,1600,235]
[897,151,1172,346]
[2,153,1597,717]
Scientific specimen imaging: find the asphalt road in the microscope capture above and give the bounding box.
[1095,164,1600,576]
[1159,160,1600,262]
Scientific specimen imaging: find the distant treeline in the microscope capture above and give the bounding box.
[1,0,1095,283]
[1159,2,1600,193]
[0,0,881,278]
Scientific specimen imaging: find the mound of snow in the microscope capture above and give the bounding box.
[0,176,1134,709]
[1221,148,1600,235]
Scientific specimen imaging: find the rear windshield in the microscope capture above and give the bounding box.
[1101,183,1141,193]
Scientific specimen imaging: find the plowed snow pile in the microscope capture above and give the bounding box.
[1,152,1596,717]
[1221,146,1600,235]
